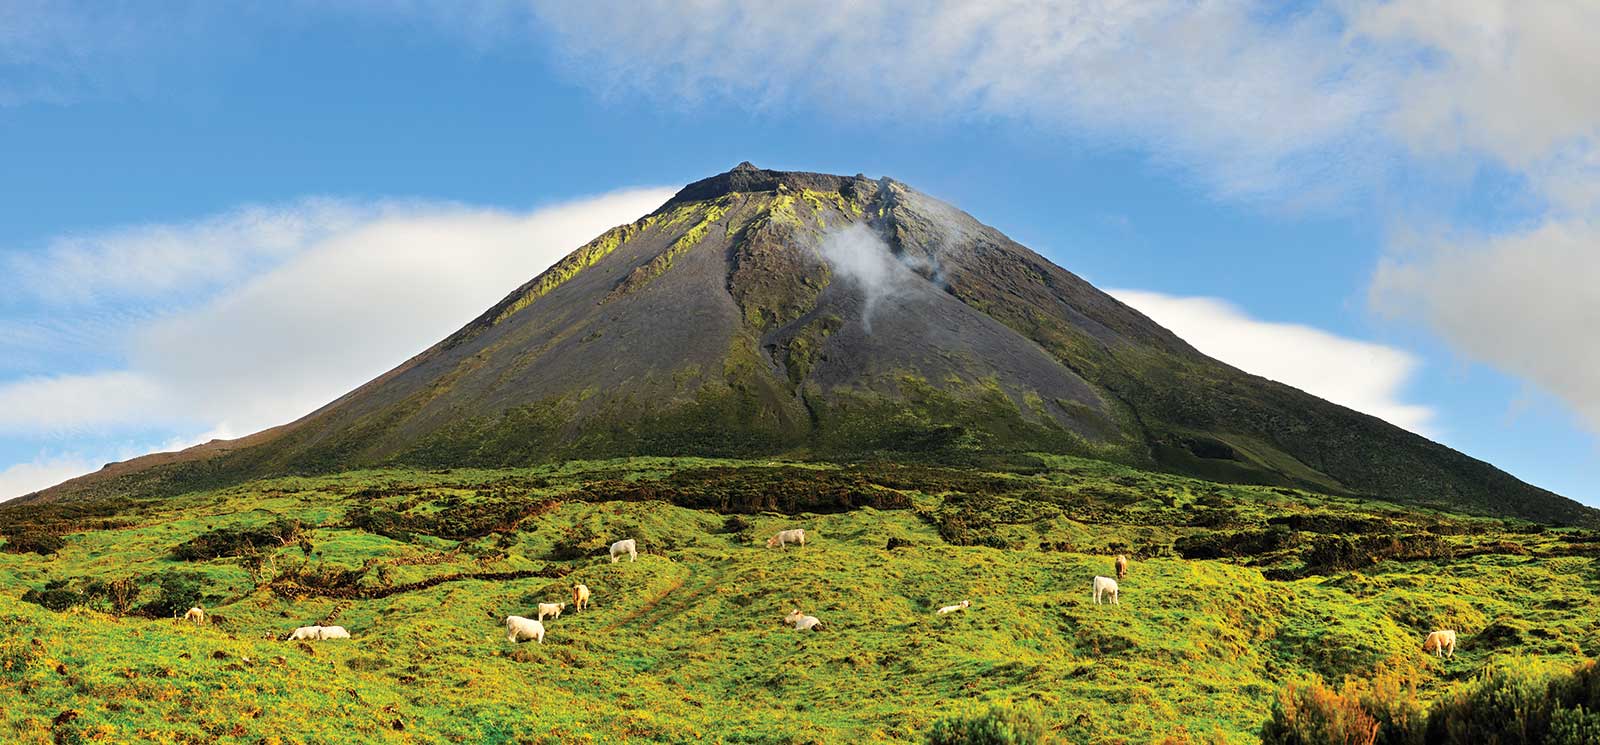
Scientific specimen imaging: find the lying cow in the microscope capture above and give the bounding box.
[506,615,546,644]
[936,600,971,615]
[286,625,350,641]
[783,609,822,632]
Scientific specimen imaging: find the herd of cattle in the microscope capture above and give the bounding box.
[173,528,1460,658]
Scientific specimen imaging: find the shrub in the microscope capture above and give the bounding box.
[1353,667,1425,745]
[926,702,1052,745]
[1549,706,1600,745]
[1422,659,1600,745]
[171,517,304,561]
[1260,676,1378,745]
[1,530,65,556]
[1174,526,1297,560]
[21,580,89,611]
[1269,660,1600,745]
[138,571,210,618]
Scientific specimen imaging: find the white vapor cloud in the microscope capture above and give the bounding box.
[817,223,921,333]
[1370,222,1600,435]
[1111,290,1435,436]
[0,187,672,497]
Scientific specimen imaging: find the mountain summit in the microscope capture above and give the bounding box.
[24,164,1594,525]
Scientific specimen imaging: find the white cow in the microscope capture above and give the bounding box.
[1092,576,1120,606]
[537,602,565,622]
[506,615,546,644]
[572,583,591,612]
[766,529,807,549]
[936,600,972,615]
[783,609,822,631]
[182,606,206,624]
[286,625,350,641]
[609,538,638,563]
[1424,629,1457,658]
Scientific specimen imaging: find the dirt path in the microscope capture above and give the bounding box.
[604,559,729,632]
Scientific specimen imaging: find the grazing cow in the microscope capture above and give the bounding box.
[766,529,807,550]
[783,609,822,631]
[182,606,206,624]
[609,539,638,563]
[572,584,592,612]
[936,600,972,615]
[537,602,565,622]
[506,616,546,644]
[1424,629,1457,658]
[1114,554,1129,580]
[1092,576,1120,606]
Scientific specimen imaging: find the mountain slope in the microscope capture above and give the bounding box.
[21,163,1594,526]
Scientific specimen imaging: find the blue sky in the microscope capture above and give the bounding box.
[2,2,1596,504]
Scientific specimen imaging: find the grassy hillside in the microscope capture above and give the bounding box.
[2,456,1598,743]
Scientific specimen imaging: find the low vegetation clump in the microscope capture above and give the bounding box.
[0,454,1595,743]
[1261,659,1600,744]
[171,516,308,560]
[925,702,1053,744]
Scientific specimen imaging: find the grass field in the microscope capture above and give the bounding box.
[2,455,1597,743]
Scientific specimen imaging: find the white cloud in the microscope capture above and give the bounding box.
[524,1,1391,199]
[1111,289,1435,435]
[6,199,383,306]
[0,371,172,434]
[1346,1,1600,178]
[0,187,673,488]
[1369,221,1600,435]
[0,452,97,501]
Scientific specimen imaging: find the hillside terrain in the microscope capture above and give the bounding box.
[3,456,1599,743]
[19,164,1592,527]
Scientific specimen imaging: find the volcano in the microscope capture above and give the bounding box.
[23,163,1593,525]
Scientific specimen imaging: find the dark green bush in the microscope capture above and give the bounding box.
[171,517,304,560]
[138,571,211,618]
[21,579,89,611]
[1422,660,1600,744]
[1,530,65,556]
[1174,526,1297,560]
